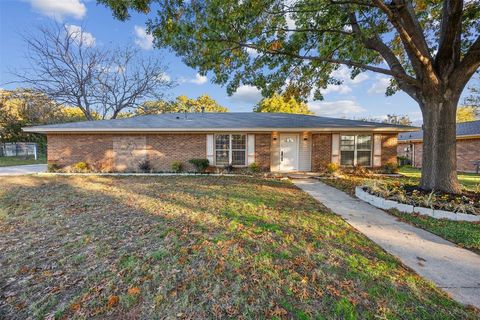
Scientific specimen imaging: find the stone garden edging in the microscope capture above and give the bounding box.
[355,186,480,222]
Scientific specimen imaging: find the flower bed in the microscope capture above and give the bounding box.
[356,181,479,221]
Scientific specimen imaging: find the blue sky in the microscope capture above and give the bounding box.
[0,0,477,124]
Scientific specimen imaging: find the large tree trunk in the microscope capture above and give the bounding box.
[419,96,461,193]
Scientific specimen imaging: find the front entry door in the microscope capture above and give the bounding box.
[279,134,298,172]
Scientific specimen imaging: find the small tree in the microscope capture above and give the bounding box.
[254,93,313,114]
[456,106,478,122]
[137,94,228,115]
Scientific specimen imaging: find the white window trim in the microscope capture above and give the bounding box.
[214,133,247,167]
[340,134,373,167]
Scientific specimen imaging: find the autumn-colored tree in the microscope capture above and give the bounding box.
[254,93,313,114]
[137,94,228,115]
[0,89,87,146]
[456,106,478,122]
[100,0,480,193]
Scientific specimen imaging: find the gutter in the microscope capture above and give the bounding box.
[23,126,418,134]
[398,134,480,143]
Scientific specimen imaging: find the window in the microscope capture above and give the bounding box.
[340,135,372,166]
[215,134,246,166]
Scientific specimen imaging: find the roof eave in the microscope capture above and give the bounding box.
[399,133,480,143]
[23,126,418,134]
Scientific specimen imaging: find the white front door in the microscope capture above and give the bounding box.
[279,134,298,172]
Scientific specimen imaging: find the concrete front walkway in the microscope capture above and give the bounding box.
[0,164,47,176]
[293,179,480,308]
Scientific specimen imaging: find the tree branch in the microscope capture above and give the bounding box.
[435,0,464,79]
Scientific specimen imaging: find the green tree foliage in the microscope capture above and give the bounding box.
[0,89,87,146]
[456,106,478,123]
[136,94,228,115]
[383,114,412,126]
[254,93,312,114]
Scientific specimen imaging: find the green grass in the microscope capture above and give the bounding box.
[0,154,46,167]
[399,166,480,191]
[319,168,480,253]
[389,210,480,253]
[0,176,477,319]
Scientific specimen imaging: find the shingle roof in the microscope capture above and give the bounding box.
[398,120,480,141]
[23,112,416,133]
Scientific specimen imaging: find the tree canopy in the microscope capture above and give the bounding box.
[456,106,478,122]
[136,94,228,115]
[254,93,312,114]
[0,89,88,144]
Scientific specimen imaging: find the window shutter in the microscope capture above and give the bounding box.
[247,134,255,165]
[373,134,382,167]
[331,134,340,164]
[206,134,214,165]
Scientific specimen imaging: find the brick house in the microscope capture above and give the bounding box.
[24,112,414,172]
[398,120,480,173]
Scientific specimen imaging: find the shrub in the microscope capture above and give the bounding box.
[47,163,59,172]
[249,162,260,173]
[138,159,152,173]
[225,163,234,173]
[171,161,183,173]
[382,162,399,174]
[188,158,209,173]
[72,161,89,173]
[397,156,411,166]
[326,162,340,174]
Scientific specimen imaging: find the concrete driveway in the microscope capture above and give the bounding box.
[0,164,47,176]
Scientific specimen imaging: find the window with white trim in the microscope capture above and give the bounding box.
[215,134,246,166]
[340,135,372,166]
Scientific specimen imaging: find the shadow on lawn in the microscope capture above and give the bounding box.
[0,176,477,319]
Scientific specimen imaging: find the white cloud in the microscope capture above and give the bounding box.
[308,99,366,118]
[322,84,352,95]
[229,85,263,104]
[246,47,259,58]
[66,24,95,47]
[28,0,86,20]
[179,73,208,85]
[134,25,154,50]
[190,73,208,85]
[368,76,391,94]
[158,73,171,82]
[322,66,369,96]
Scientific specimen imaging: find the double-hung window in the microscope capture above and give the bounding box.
[215,134,246,166]
[340,135,372,166]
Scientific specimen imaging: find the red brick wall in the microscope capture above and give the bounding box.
[311,134,332,171]
[47,133,207,172]
[47,134,115,171]
[146,134,206,172]
[254,134,271,171]
[381,134,398,166]
[456,138,480,172]
[400,139,480,172]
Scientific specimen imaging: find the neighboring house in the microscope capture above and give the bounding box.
[398,120,480,172]
[23,112,414,172]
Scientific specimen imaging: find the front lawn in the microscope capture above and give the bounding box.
[388,210,480,254]
[399,166,480,191]
[0,176,477,319]
[0,154,47,167]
